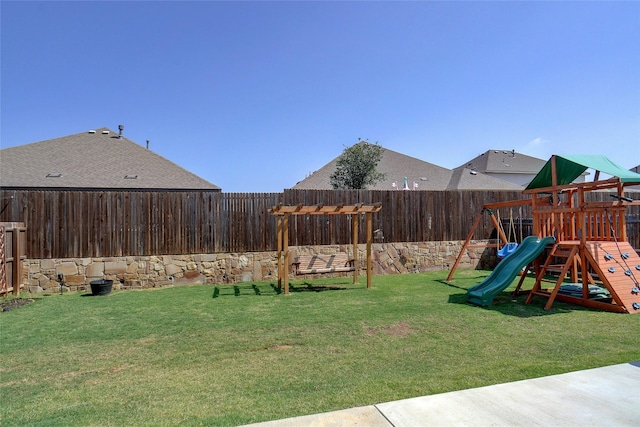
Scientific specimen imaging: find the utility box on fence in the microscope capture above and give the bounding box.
[0,222,27,296]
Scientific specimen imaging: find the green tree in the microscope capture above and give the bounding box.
[330,139,386,189]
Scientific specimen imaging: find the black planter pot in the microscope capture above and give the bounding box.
[90,279,113,296]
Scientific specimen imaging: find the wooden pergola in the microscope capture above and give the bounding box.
[269,203,382,295]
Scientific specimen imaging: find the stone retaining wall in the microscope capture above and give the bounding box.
[23,240,496,293]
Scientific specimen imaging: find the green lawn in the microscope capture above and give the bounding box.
[2,270,639,426]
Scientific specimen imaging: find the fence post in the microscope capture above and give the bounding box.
[0,226,6,295]
[12,225,22,296]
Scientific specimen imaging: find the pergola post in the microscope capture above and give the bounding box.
[352,214,358,284]
[366,212,373,289]
[283,213,289,295]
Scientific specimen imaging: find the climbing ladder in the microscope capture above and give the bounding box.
[526,242,581,310]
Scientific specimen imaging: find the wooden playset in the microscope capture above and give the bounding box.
[450,155,640,314]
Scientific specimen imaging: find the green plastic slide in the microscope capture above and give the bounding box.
[467,236,556,306]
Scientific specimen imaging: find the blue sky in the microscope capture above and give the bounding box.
[2,1,639,192]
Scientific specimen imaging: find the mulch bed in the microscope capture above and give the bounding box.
[1,298,37,312]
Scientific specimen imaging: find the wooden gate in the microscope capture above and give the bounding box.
[0,222,27,296]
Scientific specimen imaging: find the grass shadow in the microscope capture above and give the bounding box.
[439,272,575,318]
[447,290,585,318]
[213,283,282,298]
[443,270,615,317]
[447,293,469,305]
[269,284,283,294]
[436,279,469,291]
[288,282,348,292]
[489,294,591,317]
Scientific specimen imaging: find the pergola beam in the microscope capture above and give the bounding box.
[269,203,382,216]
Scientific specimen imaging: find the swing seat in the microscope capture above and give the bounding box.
[292,253,355,275]
[498,242,519,259]
[496,209,520,260]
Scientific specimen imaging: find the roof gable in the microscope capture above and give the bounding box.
[459,150,547,174]
[448,167,524,190]
[0,128,220,190]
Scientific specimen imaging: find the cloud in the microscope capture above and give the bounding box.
[527,137,549,147]
[519,137,554,161]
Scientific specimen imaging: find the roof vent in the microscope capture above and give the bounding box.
[89,130,96,134]
[102,130,109,134]
[46,173,62,178]
[124,174,138,179]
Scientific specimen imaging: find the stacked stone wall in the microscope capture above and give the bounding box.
[22,240,496,293]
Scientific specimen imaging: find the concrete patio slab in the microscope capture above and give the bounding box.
[244,405,390,427]
[244,362,640,427]
[378,362,640,426]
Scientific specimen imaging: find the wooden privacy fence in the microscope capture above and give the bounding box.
[0,191,282,258]
[281,189,529,246]
[0,189,637,259]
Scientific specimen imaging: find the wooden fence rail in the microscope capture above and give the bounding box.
[1,189,637,259]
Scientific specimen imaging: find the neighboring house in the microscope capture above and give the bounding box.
[292,145,523,191]
[0,127,220,191]
[457,150,560,187]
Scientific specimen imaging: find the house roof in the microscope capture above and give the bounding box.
[447,167,524,190]
[457,150,547,175]
[0,128,220,191]
[292,145,523,191]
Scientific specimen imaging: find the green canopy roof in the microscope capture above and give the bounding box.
[525,155,640,191]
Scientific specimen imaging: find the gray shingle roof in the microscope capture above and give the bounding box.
[292,145,523,191]
[457,150,547,175]
[0,128,220,190]
[446,167,523,190]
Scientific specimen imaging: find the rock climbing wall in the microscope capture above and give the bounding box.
[585,241,640,314]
